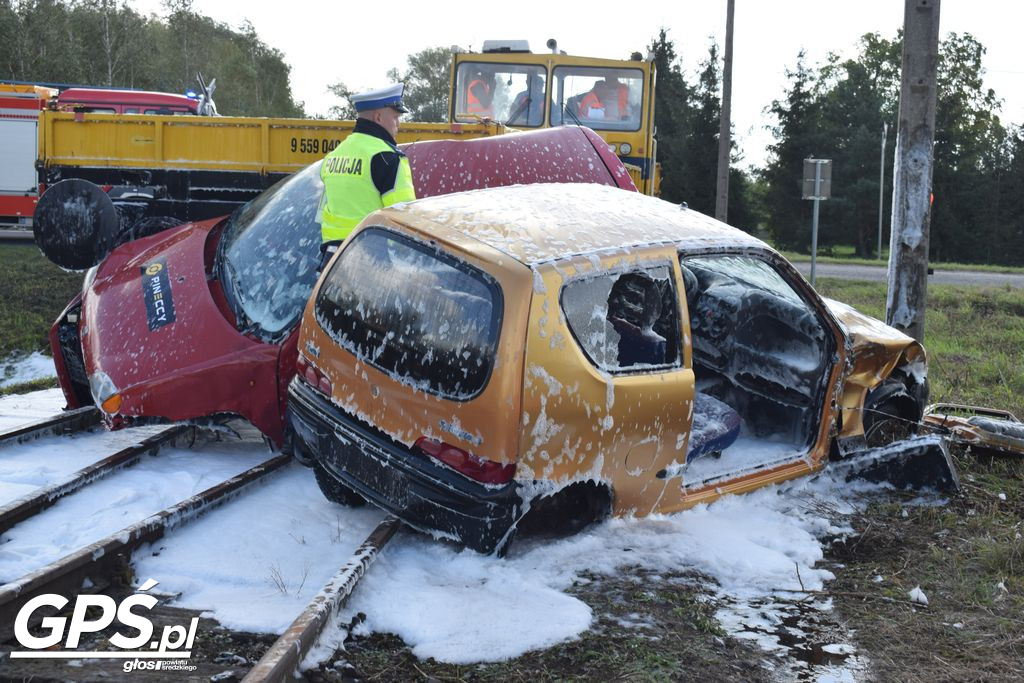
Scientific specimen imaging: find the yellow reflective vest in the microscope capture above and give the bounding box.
[320,127,416,242]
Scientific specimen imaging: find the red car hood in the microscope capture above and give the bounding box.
[82,218,281,435]
[404,126,636,196]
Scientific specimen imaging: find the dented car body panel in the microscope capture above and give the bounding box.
[290,183,943,554]
[923,404,1024,457]
[825,298,928,437]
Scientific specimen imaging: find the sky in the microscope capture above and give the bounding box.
[132,1,1024,169]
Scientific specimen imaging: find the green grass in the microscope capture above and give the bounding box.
[826,451,1024,681]
[0,244,83,358]
[815,278,1024,418]
[780,246,1024,274]
[0,376,58,397]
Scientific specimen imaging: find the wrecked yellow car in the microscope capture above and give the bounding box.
[287,183,955,553]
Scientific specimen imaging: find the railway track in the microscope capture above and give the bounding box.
[0,451,292,637]
[245,516,402,682]
[0,423,192,534]
[0,405,100,448]
[0,410,403,679]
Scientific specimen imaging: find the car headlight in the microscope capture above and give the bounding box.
[82,265,99,296]
[619,142,632,155]
[89,371,122,414]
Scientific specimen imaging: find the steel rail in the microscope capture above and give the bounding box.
[0,453,292,637]
[0,424,191,535]
[243,516,403,683]
[0,406,100,449]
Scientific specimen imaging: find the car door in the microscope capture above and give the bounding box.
[519,252,696,516]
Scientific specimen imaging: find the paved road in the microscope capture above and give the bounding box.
[794,261,1024,289]
[0,229,32,243]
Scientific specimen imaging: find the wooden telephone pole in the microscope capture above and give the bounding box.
[714,0,735,223]
[886,0,941,342]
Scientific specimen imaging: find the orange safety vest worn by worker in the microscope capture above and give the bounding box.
[579,90,605,118]
[612,82,628,119]
[467,78,493,117]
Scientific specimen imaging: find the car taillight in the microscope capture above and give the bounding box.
[296,354,333,396]
[414,436,516,485]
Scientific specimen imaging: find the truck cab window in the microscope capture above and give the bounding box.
[453,62,547,126]
[551,66,643,131]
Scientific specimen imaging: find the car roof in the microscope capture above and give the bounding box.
[379,182,769,266]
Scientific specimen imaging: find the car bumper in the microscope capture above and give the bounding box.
[287,378,520,553]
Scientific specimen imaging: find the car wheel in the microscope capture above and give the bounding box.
[863,382,917,448]
[313,464,366,507]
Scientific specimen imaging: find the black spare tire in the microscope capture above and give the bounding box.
[33,179,119,270]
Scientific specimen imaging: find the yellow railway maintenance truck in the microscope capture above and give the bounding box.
[31,40,658,240]
[451,40,659,195]
[35,113,505,229]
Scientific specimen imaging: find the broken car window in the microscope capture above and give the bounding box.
[561,264,681,373]
[218,162,323,340]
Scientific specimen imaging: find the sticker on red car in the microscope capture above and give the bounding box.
[140,260,176,330]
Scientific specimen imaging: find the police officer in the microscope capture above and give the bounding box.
[319,83,416,253]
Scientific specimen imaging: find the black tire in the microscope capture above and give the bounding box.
[313,464,366,507]
[863,381,918,448]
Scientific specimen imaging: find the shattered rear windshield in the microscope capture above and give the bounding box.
[218,162,323,340]
[315,228,503,400]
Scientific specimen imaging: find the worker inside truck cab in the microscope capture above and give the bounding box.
[319,84,416,259]
[466,69,496,119]
[508,75,546,126]
[577,79,617,120]
[605,76,631,120]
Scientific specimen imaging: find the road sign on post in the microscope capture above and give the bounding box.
[802,158,831,286]
[802,159,832,200]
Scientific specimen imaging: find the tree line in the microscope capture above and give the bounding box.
[0,0,302,117]
[760,31,1022,265]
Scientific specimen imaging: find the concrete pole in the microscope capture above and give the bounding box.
[886,0,940,343]
[714,0,735,223]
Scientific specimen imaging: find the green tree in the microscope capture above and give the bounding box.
[929,32,1007,264]
[0,0,302,117]
[763,31,1017,264]
[647,28,690,205]
[387,46,452,123]
[647,30,755,229]
[674,43,720,215]
[760,52,826,250]
[325,80,356,119]
[815,33,901,256]
[996,127,1024,264]
[69,1,150,86]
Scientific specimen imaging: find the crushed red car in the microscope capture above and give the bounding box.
[42,126,635,445]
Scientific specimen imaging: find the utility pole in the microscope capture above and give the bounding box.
[887,0,940,343]
[877,121,888,260]
[714,0,735,223]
